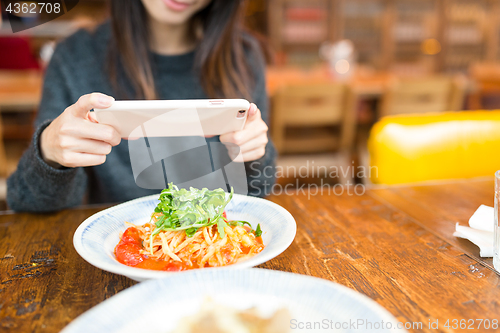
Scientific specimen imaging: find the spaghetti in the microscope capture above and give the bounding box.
[114,184,264,271]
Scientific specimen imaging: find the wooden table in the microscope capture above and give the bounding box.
[1,179,499,332]
[266,65,396,98]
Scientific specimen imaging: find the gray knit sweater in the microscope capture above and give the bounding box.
[7,23,276,212]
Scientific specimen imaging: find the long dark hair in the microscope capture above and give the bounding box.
[108,0,255,100]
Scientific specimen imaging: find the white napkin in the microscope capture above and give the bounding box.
[453,205,494,257]
[469,204,494,232]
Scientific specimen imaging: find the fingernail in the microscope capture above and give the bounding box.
[99,95,114,105]
[250,104,257,115]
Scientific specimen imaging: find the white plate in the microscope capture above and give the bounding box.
[61,269,407,333]
[73,194,296,281]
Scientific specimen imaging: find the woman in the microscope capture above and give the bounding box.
[7,0,276,212]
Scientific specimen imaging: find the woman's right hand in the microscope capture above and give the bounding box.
[40,92,122,169]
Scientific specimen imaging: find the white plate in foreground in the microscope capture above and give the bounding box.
[61,268,407,333]
[73,194,296,281]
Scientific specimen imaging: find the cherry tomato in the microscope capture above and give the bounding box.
[162,261,189,271]
[115,243,144,266]
[120,227,142,245]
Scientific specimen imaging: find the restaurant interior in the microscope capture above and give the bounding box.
[2,0,500,210]
[2,1,500,331]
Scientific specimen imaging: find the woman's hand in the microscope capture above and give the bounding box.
[40,92,121,168]
[219,103,268,163]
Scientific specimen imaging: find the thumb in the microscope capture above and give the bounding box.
[71,92,114,118]
[247,103,259,120]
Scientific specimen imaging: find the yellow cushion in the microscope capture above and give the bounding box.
[368,111,500,185]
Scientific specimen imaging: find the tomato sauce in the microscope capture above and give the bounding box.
[115,219,264,271]
[114,227,189,271]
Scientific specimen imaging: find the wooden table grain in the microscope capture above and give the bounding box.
[1,179,499,332]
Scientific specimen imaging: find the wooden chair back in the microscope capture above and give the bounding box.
[271,83,356,154]
[380,76,465,116]
[469,62,500,109]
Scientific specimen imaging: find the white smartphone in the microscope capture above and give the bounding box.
[93,99,250,138]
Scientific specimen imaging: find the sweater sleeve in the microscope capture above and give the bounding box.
[244,38,277,198]
[6,47,88,212]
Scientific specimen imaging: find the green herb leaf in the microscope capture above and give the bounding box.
[185,227,197,238]
[150,183,235,238]
[254,224,262,237]
[217,217,228,239]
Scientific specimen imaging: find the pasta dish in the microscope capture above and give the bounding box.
[171,299,290,333]
[115,184,264,271]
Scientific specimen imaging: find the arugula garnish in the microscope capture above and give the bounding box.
[254,224,262,238]
[149,184,263,253]
[227,220,262,238]
[151,183,234,240]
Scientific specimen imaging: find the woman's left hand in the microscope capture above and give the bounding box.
[219,103,268,163]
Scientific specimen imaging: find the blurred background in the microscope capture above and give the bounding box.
[1,0,500,208]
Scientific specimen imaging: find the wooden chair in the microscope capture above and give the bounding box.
[271,82,357,183]
[379,76,465,117]
[469,62,500,110]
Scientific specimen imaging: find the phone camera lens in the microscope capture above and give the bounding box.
[236,110,246,118]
